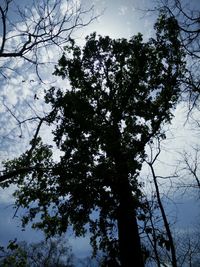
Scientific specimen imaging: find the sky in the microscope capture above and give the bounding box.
[0,0,200,263]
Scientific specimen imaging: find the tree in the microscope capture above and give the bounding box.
[0,236,74,267]
[0,239,28,267]
[175,229,200,267]
[145,140,177,267]
[1,15,185,267]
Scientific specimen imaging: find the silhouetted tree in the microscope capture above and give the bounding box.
[1,14,185,267]
[145,140,177,267]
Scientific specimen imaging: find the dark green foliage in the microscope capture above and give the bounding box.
[2,15,185,265]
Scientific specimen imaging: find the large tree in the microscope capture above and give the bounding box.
[1,15,185,267]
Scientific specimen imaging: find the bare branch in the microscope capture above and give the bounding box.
[0,0,97,79]
[146,140,178,267]
[180,147,200,190]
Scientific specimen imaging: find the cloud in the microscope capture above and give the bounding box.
[70,236,91,258]
[118,5,128,16]
[0,187,15,204]
[60,0,81,16]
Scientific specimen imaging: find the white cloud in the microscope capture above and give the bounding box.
[118,5,128,16]
[60,0,81,16]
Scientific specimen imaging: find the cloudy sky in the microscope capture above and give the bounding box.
[0,0,200,261]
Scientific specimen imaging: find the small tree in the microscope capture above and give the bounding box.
[0,236,74,267]
[1,15,185,267]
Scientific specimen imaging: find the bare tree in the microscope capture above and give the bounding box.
[0,0,96,164]
[145,139,178,267]
[174,146,200,196]
[0,0,96,79]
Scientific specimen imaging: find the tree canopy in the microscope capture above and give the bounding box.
[1,14,185,267]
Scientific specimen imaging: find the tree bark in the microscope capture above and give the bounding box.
[110,124,144,267]
[117,179,144,267]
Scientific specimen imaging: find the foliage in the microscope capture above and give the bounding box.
[0,236,74,267]
[0,240,28,267]
[153,0,200,110]
[1,14,185,265]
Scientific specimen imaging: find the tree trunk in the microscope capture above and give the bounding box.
[149,163,177,267]
[117,181,144,267]
[110,125,144,267]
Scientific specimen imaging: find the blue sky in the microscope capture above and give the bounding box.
[0,0,200,262]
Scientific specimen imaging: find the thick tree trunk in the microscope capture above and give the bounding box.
[110,125,144,266]
[117,182,144,267]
